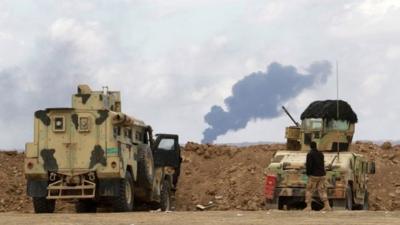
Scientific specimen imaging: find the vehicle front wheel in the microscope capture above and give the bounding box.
[160,179,172,211]
[33,197,55,213]
[362,191,369,210]
[112,171,134,212]
[137,145,155,189]
[346,187,354,210]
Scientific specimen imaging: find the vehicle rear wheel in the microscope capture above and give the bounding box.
[362,191,369,210]
[277,197,285,210]
[112,171,134,212]
[75,200,97,213]
[160,179,172,211]
[137,145,155,188]
[346,187,354,210]
[33,197,55,213]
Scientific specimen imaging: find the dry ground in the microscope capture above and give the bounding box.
[0,211,399,225]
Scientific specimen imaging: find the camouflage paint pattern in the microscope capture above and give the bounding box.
[265,111,375,209]
[24,85,166,202]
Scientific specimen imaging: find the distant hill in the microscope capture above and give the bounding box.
[1,140,399,152]
[217,140,400,147]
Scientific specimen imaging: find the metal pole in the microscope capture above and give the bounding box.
[336,61,340,162]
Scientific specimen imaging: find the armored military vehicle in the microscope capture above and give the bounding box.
[264,100,375,210]
[24,85,182,213]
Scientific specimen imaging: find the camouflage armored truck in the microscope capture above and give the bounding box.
[24,85,182,213]
[264,100,375,210]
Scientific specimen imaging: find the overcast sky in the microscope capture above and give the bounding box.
[1,0,399,149]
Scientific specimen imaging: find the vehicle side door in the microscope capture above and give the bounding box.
[152,134,181,168]
[152,134,181,186]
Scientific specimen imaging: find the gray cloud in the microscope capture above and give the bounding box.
[0,23,98,148]
[1,0,400,148]
[202,61,332,143]
[0,39,92,110]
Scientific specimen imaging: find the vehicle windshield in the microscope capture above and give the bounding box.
[302,119,323,130]
[326,120,349,131]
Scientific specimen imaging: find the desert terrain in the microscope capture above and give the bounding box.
[0,211,399,225]
[1,142,400,213]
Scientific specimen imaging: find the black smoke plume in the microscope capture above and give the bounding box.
[202,61,332,143]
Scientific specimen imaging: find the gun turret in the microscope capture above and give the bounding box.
[73,84,121,111]
[282,106,300,127]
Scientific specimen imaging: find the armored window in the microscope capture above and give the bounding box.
[135,131,143,141]
[128,129,132,139]
[79,117,90,132]
[312,121,322,129]
[326,120,349,131]
[302,118,323,130]
[158,139,175,151]
[53,116,65,132]
[113,126,121,137]
[304,133,312,145]
[124,128,132,139]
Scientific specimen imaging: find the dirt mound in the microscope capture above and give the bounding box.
[175,142,281,211]
[0,151,31,212]
[175,142,400,211]
[0,142,399,212]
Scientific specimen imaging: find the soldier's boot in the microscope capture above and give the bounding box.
[321,200,332,211]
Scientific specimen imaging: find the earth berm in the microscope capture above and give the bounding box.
[0,142,399,212]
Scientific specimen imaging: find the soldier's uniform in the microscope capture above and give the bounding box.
[304,142,332,211]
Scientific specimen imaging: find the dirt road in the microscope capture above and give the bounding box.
[0,211,399,225]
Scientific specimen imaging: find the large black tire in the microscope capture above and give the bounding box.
[75,200,97,213]
[346,187,354,210]
[279,197,286,210]
[33,197,55,213]
[137,145,155,188]
[160,179,172,211]
[362,191,369,210]
[112,171,134,212]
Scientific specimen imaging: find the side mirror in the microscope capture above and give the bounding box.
[368,161,376,174]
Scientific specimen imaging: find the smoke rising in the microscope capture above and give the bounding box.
[202,61,332,143]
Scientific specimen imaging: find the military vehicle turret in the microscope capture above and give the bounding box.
[25,85,181,213]
[264,100,375,210]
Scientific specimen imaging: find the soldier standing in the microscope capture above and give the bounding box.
[304,142,332,211]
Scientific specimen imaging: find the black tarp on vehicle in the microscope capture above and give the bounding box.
[300,100,358,123]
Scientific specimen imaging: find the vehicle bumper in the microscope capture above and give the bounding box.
[274,187,346,199]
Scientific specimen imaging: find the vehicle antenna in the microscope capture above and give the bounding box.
[336,61,340,162]
[102,86,109,94]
